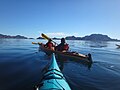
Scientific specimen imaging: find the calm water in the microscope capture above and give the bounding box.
[0,39,120,90]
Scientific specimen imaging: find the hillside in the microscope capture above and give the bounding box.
[0,34,27,39]
[65,34,119,41]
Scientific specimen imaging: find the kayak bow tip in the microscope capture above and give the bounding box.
[88,53,92,63]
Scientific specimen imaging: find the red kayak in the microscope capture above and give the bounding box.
[38,43,92,64]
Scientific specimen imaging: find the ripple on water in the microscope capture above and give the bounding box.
[0,39,120,90]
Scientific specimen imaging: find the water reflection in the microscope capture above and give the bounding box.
[58,56,92,71]
[58,58,65,71]
[84,41,108,48]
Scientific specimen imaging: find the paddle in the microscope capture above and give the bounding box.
[41,33,50,40]
[32,42,42,45]
[41,33,58,45]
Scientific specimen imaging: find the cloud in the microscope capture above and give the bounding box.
[38,30,80,37]
[45,32,67,37]
[45,32,79,38]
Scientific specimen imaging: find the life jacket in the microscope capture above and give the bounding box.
[57,43,69,51]
[63,44,69,50]
[46,42,54,48]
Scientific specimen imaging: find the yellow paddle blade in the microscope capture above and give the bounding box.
[41,33,58,45]
[32,42,42,45]
[32,42,38,44]
[38,42,42,45]
[41,33,50,40]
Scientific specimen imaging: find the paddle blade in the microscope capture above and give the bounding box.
[41,33,58,45]
[32,42,38,44]
[41,33,50,40]
[32,42,42,45]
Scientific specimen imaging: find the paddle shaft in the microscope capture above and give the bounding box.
[41,33,58,45]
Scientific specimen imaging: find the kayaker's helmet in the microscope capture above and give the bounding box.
[61,38,65,43]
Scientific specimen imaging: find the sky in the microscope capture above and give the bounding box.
[0,0,120,39]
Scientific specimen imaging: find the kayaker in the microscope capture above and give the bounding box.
[44,39,55,50]
[56,38,69,52]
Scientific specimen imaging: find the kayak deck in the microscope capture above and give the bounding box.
[36,53,71,90]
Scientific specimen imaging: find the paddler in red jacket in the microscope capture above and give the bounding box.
[44,39,55,50]
[55,38,69,52]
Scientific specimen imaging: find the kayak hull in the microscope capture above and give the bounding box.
[116,44,120,48]
[39,43,92,64]
[36,53,71,90]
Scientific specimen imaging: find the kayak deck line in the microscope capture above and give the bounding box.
[35,53,71,90]
[42,71,64,81]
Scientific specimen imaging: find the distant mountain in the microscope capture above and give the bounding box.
[66,36,82,40]
[52,37,60,40]
[82,34,111,41]
[37,37,44,39]
[29,38,34,39]
[65,34,120,41]
[0,34,27,39]
[1,33,119,41]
